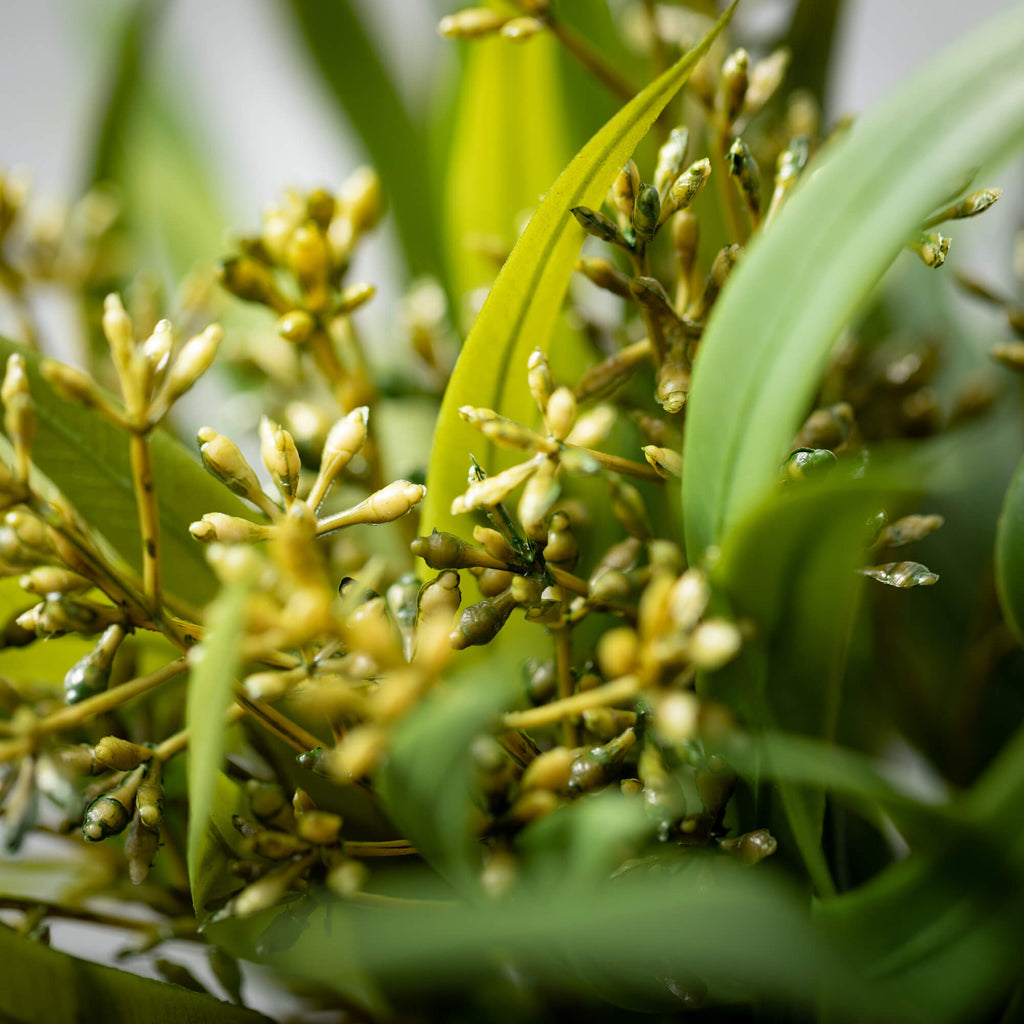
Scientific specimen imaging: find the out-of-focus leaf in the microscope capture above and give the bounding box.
[0,921,269,1023]
[709,476,893,895]
[376,662,520,892]
[0,335,251,615]
[286,0,441,280]
[186,570,251,908]
[421,3,737,545]
[683,5,1024,563]
[779,0,844,106]
[189,772,250,920]
[443,33,567,305]
[995,452,1024,644]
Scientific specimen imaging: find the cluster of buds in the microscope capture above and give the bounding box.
[438,3,550,43]
[189,407,425,548]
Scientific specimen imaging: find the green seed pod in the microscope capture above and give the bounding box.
[220,857,310,920]
[859,561,940,588]
[575,257,632,299]
[582,707,637,742]
[726,138,761,222]
[197,427,266,505]
[793,402,854,451]
[136,760,164,828]
[449,590,517,649]
[477,568,514,598]
[82,767,144,841]
[642,445,683,479]
[218,256,288,312]
[687,244,742,321]
[248,780,295,830]
[258,417,301,500]
[925,187,1002,228]
[721,827,778,865]
[277,309,316,345]
[412,529,506,571]
[743,48,790,116]
[875,514,944,549]
[244,828,312,861]
[631,183,661,243]
[19,566,91,597]
[522,657,557,704]
[654,127,689,200]
[597,625,639,679]
[56,743,101,777]
[609,475,651,540]
[909,232,950,268]
[125,812,160,885]
[660,158,712,223]
[296,809,343,846]
[93,736,153,773]
[417,569,462,625]
[508,788,559,823]
[783,447,837,482]
[567,728,636,795]
[571,206,628,248]
[656,354,691,415]
[63,622,126,704]
[521,746,576,793]
[610,161,640,220]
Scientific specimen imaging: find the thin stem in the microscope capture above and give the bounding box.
[129,432,161,613]
[565,444,664,483]
[712,129,747,245]
[501,675,640,731]
[343,841,418,858]
[0,896,193,935]
[548,566,589,597]
[544,13,636,104]
[553,625,577,747]
[153,705,246,763]
[231,685,324,753]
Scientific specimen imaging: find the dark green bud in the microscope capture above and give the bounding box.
[632,184,661,242]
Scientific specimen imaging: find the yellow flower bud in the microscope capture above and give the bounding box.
[258,417,302,500]
[102,293,134,370]
[317,480,426,534]
[160,324,223,405]
[642,445,682,479]
[438,7,508,38]
[197,427,270,510]
[544,386,576,442]
[307,406,369,511]
[451,456,541,515]
[687,618,742,670]
[189,513,274,544]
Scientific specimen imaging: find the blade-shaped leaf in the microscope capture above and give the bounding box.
[186,568,252,905]
[995,452,1024,644]
[0,335,251,614]
[420,3,737,544]
[708,476,893,894]
[285,0,441,281]
[0,921,269,1023]
[683,5,1024,562]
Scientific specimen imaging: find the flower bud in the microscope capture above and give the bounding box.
[189,513,274,544]
[259,417,301,500]
[307,406,369,510]
[102,293,134,370]
[316,480,426,534]
[197,427,267,507]
[654,127,689,200]
[94,735,153,772]
[571,206,628,247]
[161,324,223,405]
[438,7,507,38]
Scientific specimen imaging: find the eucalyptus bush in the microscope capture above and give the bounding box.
[2,1,1024,1021]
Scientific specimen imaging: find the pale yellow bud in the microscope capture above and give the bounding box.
[518,458,559,541]
[668,569,709,631]
[94,735,154,772]
[1,353,29,405]
[40,360,107,414]
[544,387,576,442]
[451,456,541,515]
[341,166,383,237]
[688,618,741,670]
[189,513,274,544]
[438,7,507,38]
[161,325,223,405]
[527,348,553,415]
[197,427,268,509]
[652,691,700,744]
[317,480,426,534]
[565,405,614,449]
[337,281,375,315]
[308,406,368,511]
[102,293,134,370]
[521,746,576,793]
[642,445,682,479]
[744,48,790,116]
[328,725,387,780]
[286,224,330,286]
[501,16,544,40]
[19,566,90,596]
[258,417,301,500]
[597,626,639,680]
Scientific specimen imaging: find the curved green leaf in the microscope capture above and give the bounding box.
[708,476,894,894]
[421,3,737,543]
[683,5,1024,562]
[995,452,1024,644]
[186,569,251,906]
[0,922,269,1023]
[443,33,567,305]
[0,336,251,615]
[286,0,441,280]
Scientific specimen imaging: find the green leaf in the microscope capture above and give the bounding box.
[186,569,252,907]
[0,335,251,615]
[995,452,1024,644]
[683,5,1024,562]
[285,0,441,281]
[375,662,520,892]
[421,2,737,544]
[708,476,893,894]
[443,33,568,305]
[778,0,844,107]
[0,922,269,1023]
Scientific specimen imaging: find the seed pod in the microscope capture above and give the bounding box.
[518,458,560,541]
[522,657,557,704]
[508,788,559,823]
[925,187,1002,228]
[656,351,691,415]
[783,447,837,482]
[718,48,749,126]
[19,566,91,597]
[450,589,517,649]
[277,309,315,346]
[459,406,553,452]
[611,161,640,220]
[638,746,687,840]
[340,166,384,238]
[567,728,636,795]
[411,530,506,571]
[244,827,311,861]
[19,596,123,638]
[218,256,289,312]
[574,339,651,402]
[571,206,628,248]
[597,626,639,679]
[642,445,682,479]
[258,417,301,501]
[82,766,145,841]
[582,707,637,742]
[472,526,518,565]
[524,347,555,416]
[655,127,690,200]
[632,183,661,243]
[136,759,164,828]
[451,456,542,515]
[726,139,761,223]
[875,513,944,549]
[744,48,790,116]
[660,159,712,223]
[909,232,950,268]
[721,827,777,865]
[56,743,102,777]
[317,480,426,534]
[417,570,462,630]
[475,568,513,598]
[125,812,160,884]
[521,746,576,793]
[688,618,742,670]
[575,257,631,299]
[190,513,273,544]
[544,387,576,443]
[438,7,508,38]
[793,402,854,451]
[859,561,939,588]
[94,736,153,773]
